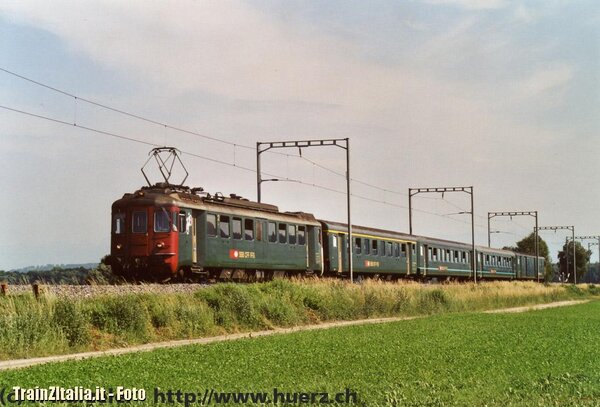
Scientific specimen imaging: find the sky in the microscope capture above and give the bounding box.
[1,0,599,269]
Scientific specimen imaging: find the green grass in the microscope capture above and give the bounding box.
[0,280,597,360]
[1,301,599,406]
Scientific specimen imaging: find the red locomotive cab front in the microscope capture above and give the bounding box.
[150,206,180,276]
[110,205,179,279]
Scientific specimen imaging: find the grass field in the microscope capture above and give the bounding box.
[1,301,598,406]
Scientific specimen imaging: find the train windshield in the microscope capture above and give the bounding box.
[154,208,172,233]
[132,211,147,233]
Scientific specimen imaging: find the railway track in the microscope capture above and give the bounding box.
[1,283,210,299]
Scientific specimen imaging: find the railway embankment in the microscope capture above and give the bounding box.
[0,279,597,361]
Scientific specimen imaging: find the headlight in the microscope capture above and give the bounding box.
[156,242,165,248]
[116,244,122,249]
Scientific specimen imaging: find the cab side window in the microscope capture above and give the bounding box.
[113,213,125,234]
[178,212,187,233]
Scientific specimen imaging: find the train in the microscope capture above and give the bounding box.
[109,182,544,282]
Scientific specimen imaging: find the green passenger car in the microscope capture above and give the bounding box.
[320,221,417,279]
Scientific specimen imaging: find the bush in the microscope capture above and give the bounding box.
[173,299,216,337]
[417,288,451,314]
[87,295,151,340]
[564,285,584,296]
[0,296,66,358]
[52,299,90,347]
[196,284,264,329]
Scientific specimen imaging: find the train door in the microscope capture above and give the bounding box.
[407,243,417,275]
[191,213,197,263]
[129,207,150,257]
[255,219,267,267]
[405,243,410,275]
[177,209,194,267]
[336,235,343,273]
[478,252,484,277]
[307,226,323,275]
[417,243,427,276]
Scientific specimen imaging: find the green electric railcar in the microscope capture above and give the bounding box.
[111,184,323,280]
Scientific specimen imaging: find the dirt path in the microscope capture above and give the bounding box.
[482,299,589,314]
[0,299,590,371]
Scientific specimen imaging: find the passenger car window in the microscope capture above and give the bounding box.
[288,225,297,244]
[278,223,287,244]
[268,222,276,242]
[132,211,147,233]
[298,226,306,245]
[244,219,254,240]
[219,215,230,238]
[393,243,400,257]
[232,217,242,240]
[355,238,362,254]
[207,214,217,237]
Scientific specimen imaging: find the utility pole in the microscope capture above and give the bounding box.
[487,211,539,282]
[408,187,476,282]
[256,139,353,282]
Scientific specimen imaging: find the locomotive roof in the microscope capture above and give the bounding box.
[112,184,320,225]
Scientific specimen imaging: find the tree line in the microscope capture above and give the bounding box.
[0,257,117,285]
[503,233,597,283]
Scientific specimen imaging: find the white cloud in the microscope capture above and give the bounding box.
[0,1,491,124]
[518,64,573,98]
[513,4,539,23]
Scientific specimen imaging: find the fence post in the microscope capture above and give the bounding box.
[32,282,41,299]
